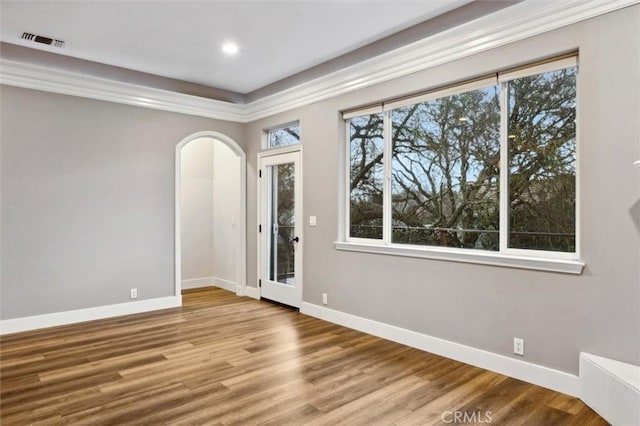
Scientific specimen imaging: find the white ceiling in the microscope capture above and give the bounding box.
[0,0,472,94]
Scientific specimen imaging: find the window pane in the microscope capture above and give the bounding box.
[269,124,300,148]
[349,113,384,239]
[507,67,576,252]
[391,87,500,249]
[268,163,296,285]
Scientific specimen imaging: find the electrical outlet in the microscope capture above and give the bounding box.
[513,337,524,356]
[130,288,138,299]
[322,293,328,305]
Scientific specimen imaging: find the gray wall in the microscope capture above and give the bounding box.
[212,142,242,284]
[0,86,244,319]
[180,137,214,281]
[245,6,640,374]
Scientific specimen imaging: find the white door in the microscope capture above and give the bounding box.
[258,150,302,308]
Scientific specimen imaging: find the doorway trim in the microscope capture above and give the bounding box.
[257,145,303,306]
[175,131,247,299]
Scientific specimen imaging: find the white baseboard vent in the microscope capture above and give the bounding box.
[0,295,182,335]
[580,353,640,425]
[300,302,579,397]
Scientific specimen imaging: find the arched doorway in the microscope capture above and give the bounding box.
[175,131,246,298]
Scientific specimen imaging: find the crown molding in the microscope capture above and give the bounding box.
[0,59,246,122]
[1,0,636,124]
[243,0,638,121]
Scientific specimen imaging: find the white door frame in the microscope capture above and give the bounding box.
[175,131,247,299]
[257,146,303,307]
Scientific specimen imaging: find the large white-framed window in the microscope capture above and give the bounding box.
[339,56,583,274]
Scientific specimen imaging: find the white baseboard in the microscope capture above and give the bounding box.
[182,276,258,300]
[0,295,182,335]
[243,286,260,300]
[300,302,579,397]
[182,276,239,293]
[181,276,215,289]
[580,353,640,426]
[212,277,237,293]
[182,276,255,299]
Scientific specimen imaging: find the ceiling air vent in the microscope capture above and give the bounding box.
[21,32,65,48]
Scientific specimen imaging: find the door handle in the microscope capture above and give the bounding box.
[290,236,300,243]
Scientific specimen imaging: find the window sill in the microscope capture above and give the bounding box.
[333,241,585,275]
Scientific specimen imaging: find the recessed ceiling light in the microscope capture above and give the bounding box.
[222,42,239,55]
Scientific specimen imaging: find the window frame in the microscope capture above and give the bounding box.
[339,57,584,274]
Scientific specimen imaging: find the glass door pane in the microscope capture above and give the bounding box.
[259,149,301,308]
[268,163,296,285]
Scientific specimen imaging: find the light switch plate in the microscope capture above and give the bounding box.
[309,216,317,226]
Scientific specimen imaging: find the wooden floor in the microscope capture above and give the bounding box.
[1,288,606,425]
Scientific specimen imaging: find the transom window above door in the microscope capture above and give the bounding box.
[267,122,301,149]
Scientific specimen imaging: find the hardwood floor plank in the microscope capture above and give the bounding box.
[141,382,230,423]
[256,403,325,426]
[0,354,45,368]
[522,405,573,425]
[549,391,586,415]
[39,354,167,382]
[59,383,191,424]
[304,375,423,426]
[392,370,509,425]
[165,378,315,425]
[221,346,341,391]
[1,371,121,407]
[308,358,426,413]
[1,404,61,426]
[216,379,318,425]
[484,383,561,425]
[392,364,486,411]
[1,387,104,419]
[344,400,413,426]
[0,374,41,395]
[0,287,606,425]
[449,376,533,417]
[565,405,610,426]
[1,354,91,381]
